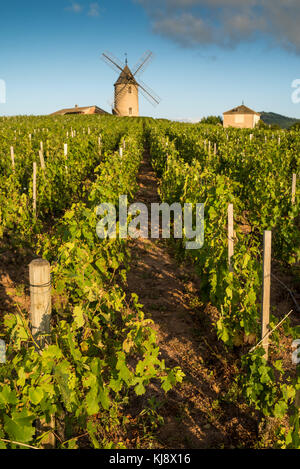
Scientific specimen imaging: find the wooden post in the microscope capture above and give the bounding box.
[214,143,217,155]
[64,144,68,174]
[261,231,272,360]
[88,127,90,135]
[250,133,253,142]
[29,259,55,448]
[39,150,45,170]
[10,146,15,170]
[0,339,6,364]
[33,162,37,217]
[292,173,296,205]
[29,259,51,344]
[119,147,123,157]
[228,204,234,272]
[29,133,32,142]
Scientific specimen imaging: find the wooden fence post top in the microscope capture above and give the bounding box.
[29,258,50,267]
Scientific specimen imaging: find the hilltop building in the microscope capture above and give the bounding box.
[223,105,260,129]
[50,105,109,116]
[113,65,139,117]
[102,51,159,117]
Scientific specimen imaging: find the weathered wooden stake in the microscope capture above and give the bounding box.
[228,204,234,272]
[29,259,51,344]
[39,150,45,170]
[10,146,15,170]
[29,259,55,447]
[292,173,296,205]
[119,147,123,157]
[64,144,68,174]
[214,143,217,155]
[33,162,37,216]
[0,339,6,363]
[261,231,272,360]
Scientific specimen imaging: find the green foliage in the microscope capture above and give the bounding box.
[200,115,223,125]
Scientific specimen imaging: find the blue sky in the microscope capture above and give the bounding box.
[1,0,300,120]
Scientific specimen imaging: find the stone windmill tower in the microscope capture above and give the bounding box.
[102,51,160,116]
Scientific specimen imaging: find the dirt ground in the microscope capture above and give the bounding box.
[126,153,261,449]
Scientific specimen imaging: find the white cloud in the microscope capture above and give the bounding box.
[136,0,300,53]
[88,2,100,17]
[65,2,83,13]
[65,2,101,17]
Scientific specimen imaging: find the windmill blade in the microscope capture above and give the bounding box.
[102,51,124,74]
[132,50,153,77]
[137,79,161,106]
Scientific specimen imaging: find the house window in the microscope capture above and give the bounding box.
[129,107,132,115]
[128,86,132,94]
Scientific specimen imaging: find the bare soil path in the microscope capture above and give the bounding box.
[126,150,258,449]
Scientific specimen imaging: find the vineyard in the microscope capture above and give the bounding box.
[0,114,299,449]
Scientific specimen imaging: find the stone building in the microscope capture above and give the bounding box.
[223,104,260,129]
[50,105,109,116]
[113,65,139,117]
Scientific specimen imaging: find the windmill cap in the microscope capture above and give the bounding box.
[114,65,138,86]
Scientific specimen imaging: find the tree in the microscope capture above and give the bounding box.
[200,115,223,125]
[290,122,300,131]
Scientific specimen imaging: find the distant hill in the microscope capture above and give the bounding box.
[260,111,300,129]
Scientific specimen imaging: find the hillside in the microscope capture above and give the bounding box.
[260,111,300,129]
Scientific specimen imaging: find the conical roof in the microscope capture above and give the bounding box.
[114,65,138,86]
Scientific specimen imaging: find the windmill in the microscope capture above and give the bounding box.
[102,51,160,117]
